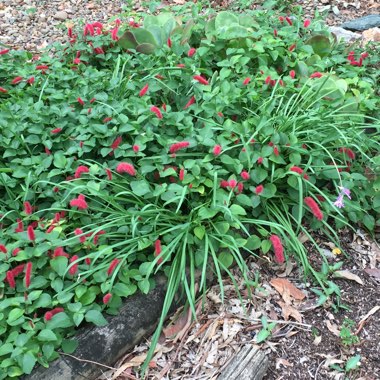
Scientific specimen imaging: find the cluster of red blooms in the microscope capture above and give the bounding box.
[347,51,369,67]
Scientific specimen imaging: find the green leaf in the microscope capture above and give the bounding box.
[37,329,58,342]
[345,355,361,371]
[130,180,151,196]
[306,35,332,57]
[53,151,67,169]
[194,226,206,240]
[62,339,79,354]
[0,343,13,356]
[245,235,262,250]
[256,328,270,343]
[7,308,24,324]
[230,204,246,216]
[50,256,68,277]
[112,283,137,297]
[21,352,36,375]
[138,279,150,294]
[198,207,218,220]
[218,252,234,268]
[46,312,73,330]
[85,310,108,327]
[251,168,268,184]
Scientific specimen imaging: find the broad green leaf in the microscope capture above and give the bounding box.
[85,310,108,327]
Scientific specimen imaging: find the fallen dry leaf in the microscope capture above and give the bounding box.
[333,270,364,285]
[275,358,293,369]
[325,320,340,337]
[364,268,380,279]
[356,305,380,335]
[270,278,306,301]
[163,309,189,339]
[278,301,303,323]
[313,335,322,346]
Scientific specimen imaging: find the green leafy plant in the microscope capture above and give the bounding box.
[339,318,360,346]
[255,316,277,343]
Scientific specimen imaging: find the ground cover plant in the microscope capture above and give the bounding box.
[0,4,379,378]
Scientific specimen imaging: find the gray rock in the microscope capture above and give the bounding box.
[341,14,380,32]
[53,11,68,21]
[329,26,362,43]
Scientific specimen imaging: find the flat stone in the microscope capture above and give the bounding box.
[53,10,68,21]
[341,14,380,31]
[329,26,362,42]
[362,27,380,44]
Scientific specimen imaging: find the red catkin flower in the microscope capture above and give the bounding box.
[310,72,323,78]
[0,49,10,55]
[279,16,285,23]
[45,147,51,155]
[155,239,162,255]
[93,230,105,245]
[74,165,89,179]
[0,244,7,253]
[75,228,86,243]
[36,65,49,70]
[103,293,112,304]
[77,97,85,106]
[0,87,8,93]
[213,145,222,156]
[103,117,112,123]
[289,70,296,79]
[24,201,33,215]
[285,17,293,26]
[51,128,62,134]
[27,225,35,241]
[241,171,250,180]
[69,255,79,275]
[228,179,237,188]
[289,44,296,52]
[132,145,140,153]
[44,307,64,321]
[179,169,185,181]
[255,184,264,195]
[111,136,122,150]
[167,38,172,48]
[243,77,251,86]
[12,263,25,276]
[169,141,190,154]
[303,19,311,28]
[237,182,244,194]
[265,76,271,85]
[150,106,163,119]
[304,197,323,221]
[184,96,196,109]
[70,194,88,210]
[15,219,24,233]
[6,271,16,288]
[339,147,355,160]
[106,168,112,180]
[273,146,279,156]
[257,157,263,164]
[53,247,69,258]
[116,162,136,176]
[316,195,326,202]
[11,76,23,85]
[25,262,32,288]
[188,47,196,57]
[27,77,35,85]
[270,235,285,263]
[162,103,167,111]
[107,258,120,276]
[111,27,119,41]
[13,248,21,256]
[274,29,278,37]
[290,166,303,174]
[139,84,149,97]
[193,75,209,85]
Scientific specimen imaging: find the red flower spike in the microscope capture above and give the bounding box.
[45,147,51,155]
[13,248,21,256]
[53,247,69,258]
[162,103,167,111]
[51,128,62,134]
[169,141,190,154]
[304,197,324,221]
[24,201,33,215]
[255,185,264,195]
[6,271,16,288]
[12,263,24,276]
[69,255,79,275]
[193,75,209,85]
[220,180,229,188]
[44,307,64,321]
[139,84,149,97]
[0,244,7,253]
[270,235,285,263]
[70,194,88,210]
[116,162,136,176]
[27,77,35,85]
[0,87,8,93]
[316,195,326,202]
[111,27,119,41]
[274,29,278,37]
[25,262,32,288]
[74,165,89,179]
[361,52,369,59]
[188,47,196,57]
[310,72,323,78]
[27,225,35,241]
[184,96,196,109]
[243,77,251,86]
[228,179,237,188]
[75,228,86,243]
[90,97,96,104]
[289,70,296,79]
[103,117,112,123]
[257,157,263,164]
[179,169,185,181]
[155,239,162,255]
[213,145,222,156]
[36,65,49,70]
[290,166,303,174]
[15,219,24,233]
[111,136,122,150]
[241,171,250,180]
[106,168,112,180]
[107,258,120,276]
[132,145,140,153]
[289,44,296,52]
[273,146,279,156]
[339,147,355,160]
[167,38,172,48]
[285,17,293,26]
[0,49,10,55]
[279,16,285,23]
[237,182,244,194]
[265,76,271,85]
[150,106,163,119]
[103,293,112,304]
[303,19,311,28]
[85,258,91,265]
[11,76,23,85]
[77,97,85,106]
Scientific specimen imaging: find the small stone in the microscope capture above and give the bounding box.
[53,11,68,21]
[329,26,362,42]
[341,14,380,31]
[332,6,340,15]
[362,27,380,44]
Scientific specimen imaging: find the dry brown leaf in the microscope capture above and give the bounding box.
[364,268,380,278]
[275,358,293,369]
[359,305,380,325]
[278,301,303,323]
[298,232,309,244]
[325,320,340,337]
[270,278,306,301]
[333,270,364,285]
[313,335,322,346]
[163,310,189,339]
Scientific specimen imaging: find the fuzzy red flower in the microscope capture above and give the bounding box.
[188,47,196,57]
[0,87,8,93]
[6,271,16,288]
[27,77,35,85]
[70,194,88,210]
[132,145,140,153]
[237,182,244,194]
[111,136,122,150]
[228,179,237,188]
[167,38,172,48]
[255,185,264,195]
[53,247,69,258]
[116,162,136,176]
[179,169,185,181]
[150,106,163,119]
[169,141,190,154]
[310,72,323,78]
[111,27,119,41]
[15,219,24,233]
[184,96,196,109]
[75,228,86,243]
[274,29,278,37]
[74,165,89,179]
[303,19,311,28]
[213,145,222,156]
[243,77,251,86]
[0,49,10,55]
[289,44,296,52]
[270,235,285,263]
[285,17,293,26]
[339,147,355,160]
[13,248,21,256]
[241,171,250,180]
[51,128,62,134]
[69,255,79,275]
[25,262,32,288]
[107,258,120,276]
[289,70,296,79]
[77,97,85,106]
[290,166,303,174]
[304,197,323,221]
[257,157,263,164]
[36,65,49,70]
[139,84,149,97]
[93,230,105,245]
[103,117,112,123]
[193,75,209,85]
[106,168,112,180]
[273,146,279,156]
[220,180,229,188]
[103,293,112,304]
[12,263,25,276]
[0,244,7,253]
[27,225,35,241]
[24,201,33,215]
[44,307,64,321]
[11,76,23,85]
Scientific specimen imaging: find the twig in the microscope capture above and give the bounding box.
[314,359,326,380]
[60,352,117,370]
[246,317,312,329]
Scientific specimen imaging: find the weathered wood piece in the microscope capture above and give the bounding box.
[25,276,168,380]
[218,344,269,380]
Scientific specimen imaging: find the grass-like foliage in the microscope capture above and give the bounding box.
[0,5,379,378]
